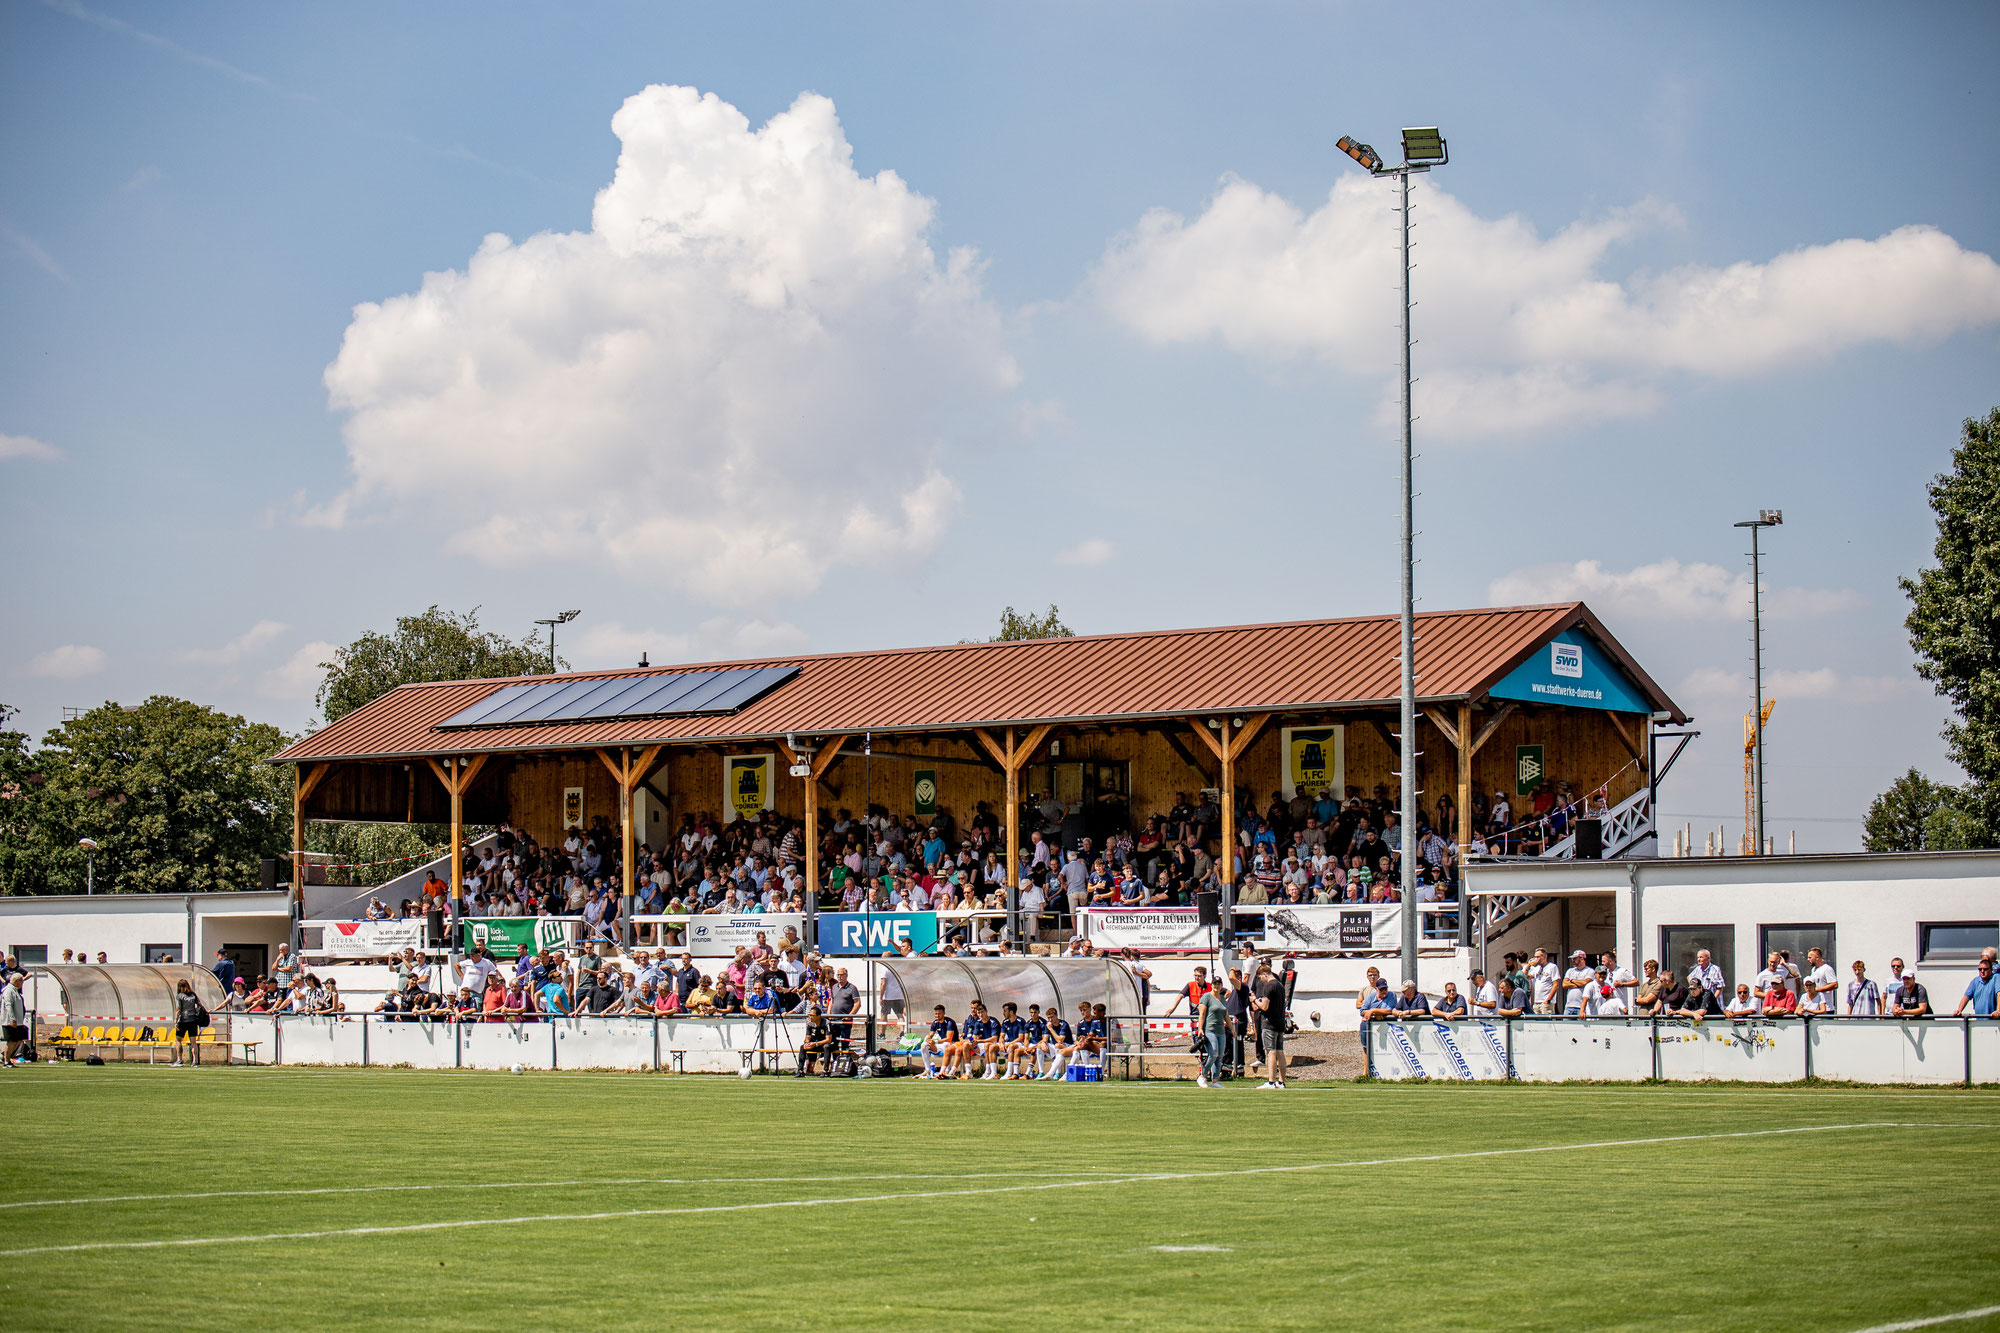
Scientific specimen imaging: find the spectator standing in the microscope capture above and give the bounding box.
[1528,949,1560,1015]
[1954,957,1998,1017]
[1250,961,1288,1089]
[1889,973,1930,1018]
[1689,950,1727,1001]
[1470,970,1498,1018]
[271,943,298,994]
[1846,960,1881,1016]
[171,979,205,1067]
[210,949,238,990]
[1222,967,1249,1078]
[1560,950,1596,1017]
[1196,980,1228,1089]
[0,974,27,1065]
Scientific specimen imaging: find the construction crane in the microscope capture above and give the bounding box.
[1743,699,1774,853]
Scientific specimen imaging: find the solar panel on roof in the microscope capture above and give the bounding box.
[436,663,800,731]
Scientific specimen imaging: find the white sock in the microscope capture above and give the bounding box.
[1006,1059,1019,1077]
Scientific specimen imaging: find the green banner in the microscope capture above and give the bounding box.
[1515,745,1545,797]
[913,768,938,816]
[463,917,570,958]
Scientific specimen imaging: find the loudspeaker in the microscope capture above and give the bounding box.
[259,857,279,891]
[1196,890,1222,927]
[1575,817,1603,860]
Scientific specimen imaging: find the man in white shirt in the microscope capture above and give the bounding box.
[1470,969,1499,1018]
[1017,879,1045,941]
[1529,949,1561,1015]
[1600,952,1637,1011]
[1754,952,1794,1008]
[1845,959,1881,1016]
[1560,950,1596,1016]
[1725,983,1759,1017]
[1802,947,1838,1015]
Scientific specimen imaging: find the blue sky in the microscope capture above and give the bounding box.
[4,1,1998,850]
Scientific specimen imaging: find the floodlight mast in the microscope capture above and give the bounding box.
[533,609,583,673]
[1733,512,1782,853]
[1337,127,1447,986]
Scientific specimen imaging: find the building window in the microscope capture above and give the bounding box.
[143,944,183,964]
[1919,921,1998,963]
[1759,923,1835,973]
[1660,925,1734,990]
[9,945,48,966]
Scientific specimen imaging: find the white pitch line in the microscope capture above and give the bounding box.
[0,1170,1133,1213]
[1845,1304,2000,1332]
[0,1120,1931,1258]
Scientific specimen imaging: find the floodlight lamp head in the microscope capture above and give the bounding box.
[558,609,582,624]
[1401,126,1447,165]
[78,838,99,851]
[1759,510,1783,526]
[1336,135,1383,173]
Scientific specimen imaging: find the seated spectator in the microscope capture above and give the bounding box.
[1359,979,1397,1020]
[1493,977,1526,1018]
[1724,984,1759,1018]
[1432,981,1468,1019]
[1763,981,1798,1016]
[1633,960,1663,1014]
[687,977,719,1016]
[1676,981,1722,1019]
[1654,970,1687,1015]
[500,979,531,1021]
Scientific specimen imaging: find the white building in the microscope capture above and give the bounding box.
[1466,850,1999,1006]
[0,890,292,980]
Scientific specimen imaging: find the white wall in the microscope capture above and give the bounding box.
[0,892,290,968]
[1469,852,2000,1004]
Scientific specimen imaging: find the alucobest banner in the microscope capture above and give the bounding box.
[1258,904,1402,952]
[320,920,425,957]
[1082,908,1211,952]
[684,913,805,957]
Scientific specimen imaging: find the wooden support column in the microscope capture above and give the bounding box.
[777,737,848,913]
[1457,701,1474,858]
[1188,714,1270,886]
[290,763,328,922]
[597,745,664,946]
[425,754,489,937]
[971,724,1054,889]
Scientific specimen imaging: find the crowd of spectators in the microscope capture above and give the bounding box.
[1355,943,2000,1022]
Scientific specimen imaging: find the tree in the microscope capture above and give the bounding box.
[984,604,1075,642]
[317,605,554,723]
[0,705,45,894]
[1899,407,2000,848]
[1862,768,1961,852]
[2,698,292,896]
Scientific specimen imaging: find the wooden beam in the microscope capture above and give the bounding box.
[971,728,1010,770]
[1226,712,1271,761]
[1423,706,1461,751]
[1187,719,1226,762]
[1016,723,1055,766]
[425,757,454,792]
[296,762,331,807]
[811,736,848,779]
[1161,728,1216,782]
[1468,703,1517,757]
[631,744,666,788]
[1606,712,1645,766]
[1371,720,1400,756]
[1456,700,1473,859]
[595,747,631,790]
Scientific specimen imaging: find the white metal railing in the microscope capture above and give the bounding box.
[1542,787,1652,859]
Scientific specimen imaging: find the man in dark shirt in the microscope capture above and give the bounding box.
[671,953,701,1006]
[825,967,861,1049]
[1250,960,1289,1089]
[923,1005,960,1078]
[798,1006,833,1076]
[1391,982,1432,1019]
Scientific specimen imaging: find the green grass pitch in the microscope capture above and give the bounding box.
[0,1065,1995,1332]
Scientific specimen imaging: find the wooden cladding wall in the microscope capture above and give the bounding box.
[301,706,1645,849]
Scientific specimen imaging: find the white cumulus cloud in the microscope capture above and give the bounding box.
[28,644,106,678]
[1056,537,1114,566]
[186,619,290,665]
[320,85,1017,604]
[1094,175,2000,438]
[0,432,62,462]
[569,617,810,671]
[1487,558,1861,622]
[256,641,337,701]
[1676,665,1922,705]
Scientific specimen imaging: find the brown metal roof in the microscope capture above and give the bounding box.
[271,601,1685,764]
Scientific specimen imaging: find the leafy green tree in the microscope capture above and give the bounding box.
[0,705,47,894]
[1862,768,1970,852]
[4,698,291,896]
[985,604,1075,642]
[1900,408,2000,848]
[317,605,554,723]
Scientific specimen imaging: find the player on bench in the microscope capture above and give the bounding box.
[997,1002,1032,1079]
[1020,1003,1051,1078]
[921,1004,959,1079]
[959,1000,1001,1079]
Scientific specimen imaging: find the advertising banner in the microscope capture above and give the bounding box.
[1515,745,1545,797]
[1486,634,1653,715]
[321,920,425,957]
[684,913,804,957]
[1082,908,1211,952]
[1281,725,1344,801]
[463,917,574,958]
[563,786,584,829]
[913,769,938,817]
[724,754,773,823]
[819,911,940,956]
[1257,904,1401,952]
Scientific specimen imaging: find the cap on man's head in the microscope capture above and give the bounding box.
[1571,949,1587,959]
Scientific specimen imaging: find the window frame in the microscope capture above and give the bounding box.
[1757,923,1837,974]
[1918,920,1998,963]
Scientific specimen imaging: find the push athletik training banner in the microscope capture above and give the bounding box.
[819,911,940,956]
[463,916,574,958]
[1281,726,1344,801]
[1082,908,1210,952]
[320,920,425,957]
[1258,904,1401,952]
[684,913,805,957]
[724,754,773,823]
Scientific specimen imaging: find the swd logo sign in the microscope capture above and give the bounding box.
[1550,642,1583,678]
